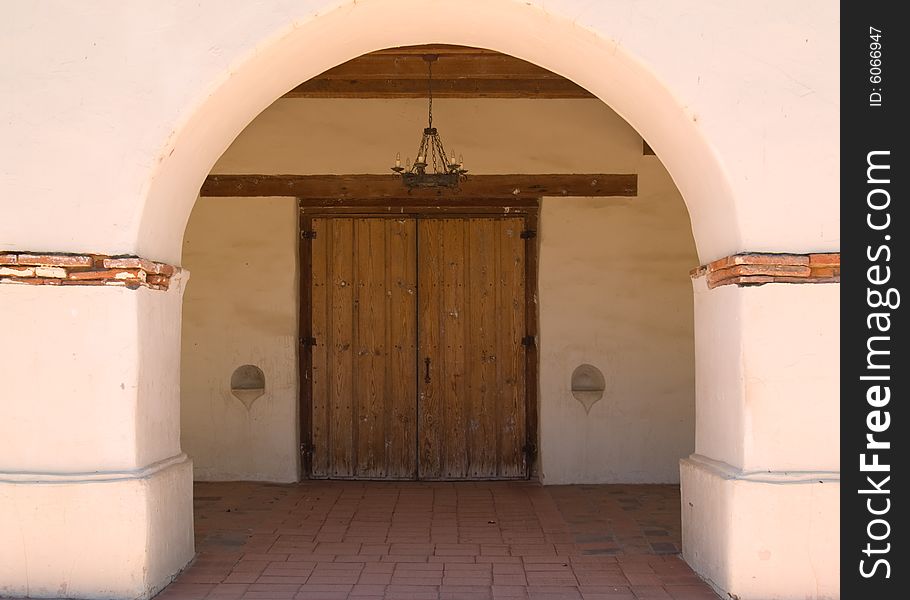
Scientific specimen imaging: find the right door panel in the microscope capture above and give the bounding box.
[417,217,528,480]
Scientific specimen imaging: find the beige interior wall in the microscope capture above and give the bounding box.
[181,197,299,482]
[183,97,697,483]
[539,162,696,484]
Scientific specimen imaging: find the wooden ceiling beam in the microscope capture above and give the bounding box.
[281,44,594,99]
[201,174,637,199]
[370,44,501,56]
[315,55,560,80]
[284,78,593,99]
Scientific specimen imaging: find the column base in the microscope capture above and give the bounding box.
[680,455,839,600]
[0,455,194,599]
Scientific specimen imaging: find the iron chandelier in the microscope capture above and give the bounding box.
[391,54,468,188]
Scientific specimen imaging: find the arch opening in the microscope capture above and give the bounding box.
[182,43,698,487]
[137,0,738,267]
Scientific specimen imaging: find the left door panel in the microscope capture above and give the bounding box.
[309,217,418,478]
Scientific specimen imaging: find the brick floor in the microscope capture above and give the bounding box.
[155,482,719,600]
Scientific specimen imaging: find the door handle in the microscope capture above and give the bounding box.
[424,357,432,384]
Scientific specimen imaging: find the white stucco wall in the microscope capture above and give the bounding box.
[0,2,839,597]
[0,0,838,266]
[182,98,696,483]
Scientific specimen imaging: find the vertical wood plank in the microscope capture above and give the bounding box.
[523,210,540,478]
[388,218,418,478]
[417,219,443,478]
[467,218,498,477]
[310,218,329,477]
[299,210,311,479]
[354,219,385,477]
[498,217,527,477]
[330,218,355,477]
[442,219,468,478]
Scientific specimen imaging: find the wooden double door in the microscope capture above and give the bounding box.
[304,215,533,480]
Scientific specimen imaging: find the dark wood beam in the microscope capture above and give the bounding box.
[316,54,561,80]
[282,44,594,99]
[285,78,593,99]
[370,44,501,56]
[201,174,637,199]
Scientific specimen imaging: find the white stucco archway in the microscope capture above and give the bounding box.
[1,2,839,599]
[137,0,741,266]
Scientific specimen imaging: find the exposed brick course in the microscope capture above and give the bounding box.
[16,254,94,267]
[0,251,178,291]
[692,252,840,289]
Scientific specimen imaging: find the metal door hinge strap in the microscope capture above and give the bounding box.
[521,335,535,347]
[301,230,317,239]
[520,230,537,239]
[300,336,317,346]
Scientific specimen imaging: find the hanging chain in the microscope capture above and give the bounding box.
[427,59,433,129]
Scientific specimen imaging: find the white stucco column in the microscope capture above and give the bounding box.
[680,279,840,599]
[0,276,194,599]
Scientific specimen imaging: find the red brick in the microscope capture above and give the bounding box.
[706,263,810,287]
[103,256,158,272]
[809,253,840,267]
[34,266,67,278]
[0,266,35,277]
[16,253,93,267]
[708,253,809,271]
[0,254,17,265]
[809,266,840,278]
[630,586,672,599]
[255,576,309,584]
[357,574,392,585]
[97,268,147,282]
[665,584,721,599]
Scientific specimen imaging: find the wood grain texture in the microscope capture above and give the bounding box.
[298,197,539,211]
[522,211,540,477]
[417,219,443,478]
[286,78,594,99]
[282,44,594,99]
[201,174,637,199]
[310,218,417,478]
[417,217,528,479]
[499,218,528,477]
[308,212,531,481]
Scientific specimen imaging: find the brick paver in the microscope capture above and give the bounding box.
[155,482,719,600]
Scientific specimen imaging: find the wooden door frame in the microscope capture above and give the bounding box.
[298,197,540,480]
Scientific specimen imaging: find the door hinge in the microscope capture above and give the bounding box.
[299,336,316,347]
[300,442,315,457]
[301,230,317,240]
[522,440,538,460]
[520,229,537,239]
[521,335,535,347]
